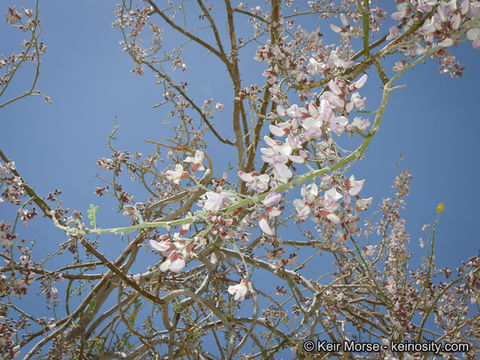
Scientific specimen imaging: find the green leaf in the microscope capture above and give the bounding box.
[87,204,99,228]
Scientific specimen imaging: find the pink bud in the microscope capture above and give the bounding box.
[259,214,275,236]
[262,191,282,207]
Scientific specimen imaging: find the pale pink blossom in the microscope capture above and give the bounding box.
[238,171,270,193]
[150,235,175,254]
[5,6,21,24]
[184,150,205,172]
[345,175,365,197]
[349,92,366,109]
[355,197,373,211]
[293,199,310,220]
[328,51,353,70]
[330,115,349,135]
[467,28,480,50]
[350,117,370,131]
[461,0,470,15]
[159,251,186,273]
[321,188,343,223]
[391,2,409,20]
[262,191,282,208]
[166,164,189,184]
[300,100,331,139]
[228,278,249,301]
[301,183,318,203]
[259,214,275,236]
[307,57,325,75]
[438,36,453,48]
[269,124,289,137]
[266,207,282,218]
[386,26,401,41]
[199,191,237,213]
[348,74,368,91]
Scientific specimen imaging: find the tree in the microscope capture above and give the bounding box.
[1,0,480,359]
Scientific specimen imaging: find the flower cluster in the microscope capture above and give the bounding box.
[0,162,24,206]
[0,315,20,359]
[0,251,35,298]
[389,0,480,53]
[293,175,371,227]
[149,233,195,273]
[258,75,367,185]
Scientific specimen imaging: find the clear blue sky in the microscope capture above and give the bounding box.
[1,0,480,356]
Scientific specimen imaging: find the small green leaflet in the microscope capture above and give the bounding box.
[87,204,99,228]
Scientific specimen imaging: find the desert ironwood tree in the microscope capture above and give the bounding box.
[1,1,480,359]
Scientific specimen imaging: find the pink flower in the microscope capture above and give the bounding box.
[238,171,270,193]
[328,51,354,70]
[5,6,22,24]
[159,251,186,273]
[149,237,174,254]
[307,57,326,75]
[321,188,343,223]
[345,175,365,197]
[387,26,401,41]
[467,28,480,50]
[391,3,409,20]
[293,199,311,220]
[166,164,189,184]
[329,115,349,135]
[266,207,282,218]
[355,197,373,212]
[228,278,249,301]
[300,100,332,139]
[438,36,453,48]
[151,235,196,273]
[184,150,205,172]
[260,136,295,183]
[262,191,282,208]
[259,214,275,236]
[461,0,470,15]
[350,117,370,131]
[348,74,368,91]
[199,191,237,213]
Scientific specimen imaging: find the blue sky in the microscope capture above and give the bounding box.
[1,0,480,357]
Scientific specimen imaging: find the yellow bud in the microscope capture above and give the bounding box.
[436,203,445,214]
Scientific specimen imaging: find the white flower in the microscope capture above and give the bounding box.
[467,28,480,50]
[149,238,173,253]
[346,175,365,196]
[307,57,325,75]
[293,198,311,220]
[199,191,237,213]
[259,214,275,236]
[5,6,21,24]
[262,191,282,208]
[324,188,342,211]
[355,197,373,211]
[238,171,270,193]
[159,251,186,273]
[228,279,249,301]
[166,164,188,184]
[351,117,370,131]
[321,188,343,223]
[184,150,205,172]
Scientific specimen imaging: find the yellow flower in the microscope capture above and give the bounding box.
[436,203,445,215]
